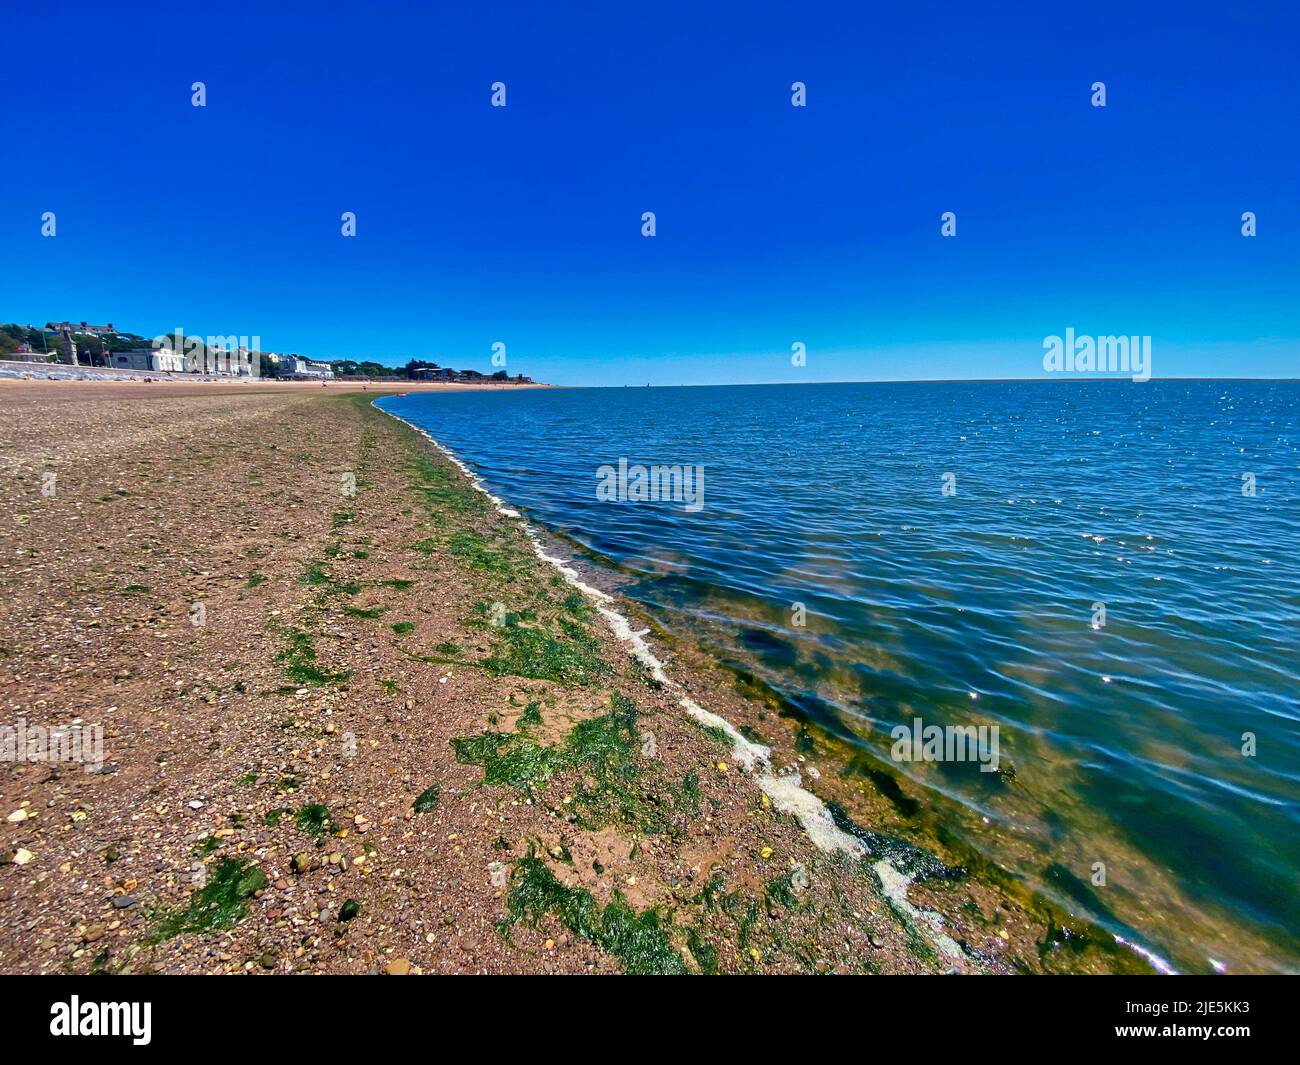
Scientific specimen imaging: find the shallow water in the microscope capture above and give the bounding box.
[379,380,1300,972]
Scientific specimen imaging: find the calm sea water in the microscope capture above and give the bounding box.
[379,381,1300,972]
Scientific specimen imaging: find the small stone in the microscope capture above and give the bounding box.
[6,808,30,823]
[112,895,136,909]
[869,934,885,949]
[83,925,106,943]
[291,853,312,875]
[12,848,34,866]
[384,958,412,976]
[259,952,277,970]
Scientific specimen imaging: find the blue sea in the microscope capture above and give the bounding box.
[379,380,1300,973]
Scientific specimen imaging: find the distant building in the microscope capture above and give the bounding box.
[410,366,532,383]
[5,341,51,362]
[111,347,186,373]
[46,321,116,336]
[279,354,334,380]
[198,347,255,376]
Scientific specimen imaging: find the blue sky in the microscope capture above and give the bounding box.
[1,1,1296,385]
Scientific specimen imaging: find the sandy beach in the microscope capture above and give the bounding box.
[0,381,1140,974]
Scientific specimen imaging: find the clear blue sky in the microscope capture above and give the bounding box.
[2,1,1296,385]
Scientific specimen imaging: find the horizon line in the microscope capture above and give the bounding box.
[546,376,1300,388]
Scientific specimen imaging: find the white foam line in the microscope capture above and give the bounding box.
[377,401,975,968]
[1113,935,1179,976]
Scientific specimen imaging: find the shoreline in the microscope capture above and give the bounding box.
[371,397,1170,975]
[0,384,1151,973]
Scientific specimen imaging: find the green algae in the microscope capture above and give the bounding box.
[192,835,220,857]
[452,693,694,835]
[499,854,686,975]
[294,803,333,839]
[764,870,802,911]
[412,784,441,813]
[452,730,566,791]
[301,561,331,585]
[685,926,720,974]
[408,454,482,515]
[344,605,387,619]
[150,858,266,941]
[277,627,351,687]
[448,530,521,576]
[479,614,609,685]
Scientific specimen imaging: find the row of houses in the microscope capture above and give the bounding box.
[19,325,335,379]
[409,367,534,384]
[46,320,117,337]
[19,323,530,384]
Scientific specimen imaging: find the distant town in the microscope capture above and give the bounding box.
[0,321,534,384]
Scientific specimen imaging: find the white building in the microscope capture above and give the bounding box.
[280,355,334,379]
[111,347,186,373]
